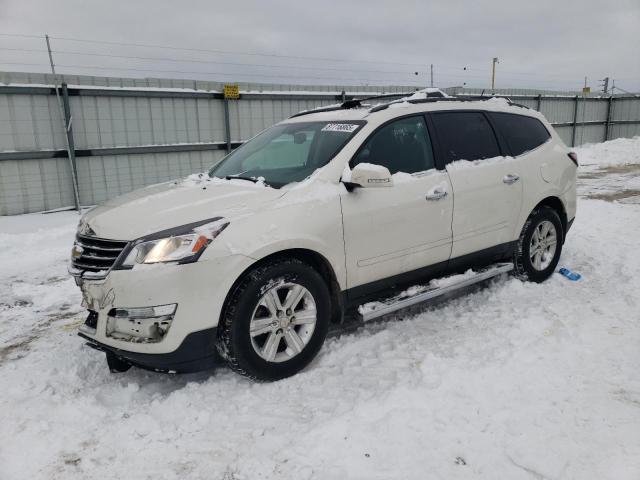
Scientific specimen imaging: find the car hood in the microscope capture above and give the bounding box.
[83,175,285,240]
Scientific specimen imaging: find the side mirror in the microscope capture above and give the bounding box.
[343,163,393,190]
[293,132,307,144]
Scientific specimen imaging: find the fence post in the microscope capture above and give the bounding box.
[536,94,542,112]
[571,95,579,147]
[61,83,80,210]
[604,96,614,142]
[223,98,232,153]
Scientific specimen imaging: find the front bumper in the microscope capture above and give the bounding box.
[72,253,255,357]
[79,327,220,373]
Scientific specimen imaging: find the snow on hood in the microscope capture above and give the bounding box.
[83,174,284,240]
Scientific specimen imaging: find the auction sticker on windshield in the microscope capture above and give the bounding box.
[321,123,359,133]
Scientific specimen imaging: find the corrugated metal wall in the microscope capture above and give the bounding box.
[1,72,639,215]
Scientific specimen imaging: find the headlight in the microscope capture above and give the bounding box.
[120,218,229,267]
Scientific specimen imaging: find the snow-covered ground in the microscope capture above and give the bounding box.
[1,138,639,480]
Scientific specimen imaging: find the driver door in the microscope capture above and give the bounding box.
[340,115,454,297]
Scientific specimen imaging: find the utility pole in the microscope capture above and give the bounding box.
[430,64,434,87]
[45,34,81,212]
[600,77,609,94]
[611,79,615,96]
[491,57,499,90]
[579,76,588,146]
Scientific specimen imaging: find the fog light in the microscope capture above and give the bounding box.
[106,304,177,343]
[112,304,177,320]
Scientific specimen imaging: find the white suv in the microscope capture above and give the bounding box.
[70,94,577,380]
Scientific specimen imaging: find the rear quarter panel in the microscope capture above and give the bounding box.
[515,122,577,237]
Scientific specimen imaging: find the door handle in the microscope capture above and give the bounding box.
[426,189,448,201]
[503,174,520,184]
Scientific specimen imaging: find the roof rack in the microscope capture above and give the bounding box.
[369,95,531,113]
[290,92,530,118]
[289,92,411,118]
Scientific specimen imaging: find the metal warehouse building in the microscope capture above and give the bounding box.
[1,71,639,215]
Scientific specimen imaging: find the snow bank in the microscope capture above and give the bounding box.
[574,136,640,167]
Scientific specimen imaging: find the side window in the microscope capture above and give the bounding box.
[352,116,435,174]
[431,112,500,163]
[489,112,551,156]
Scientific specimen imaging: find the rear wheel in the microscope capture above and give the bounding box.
[513,207,563,282]
[217,258,330,381]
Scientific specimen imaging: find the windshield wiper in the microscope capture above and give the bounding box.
[224,174,259,183]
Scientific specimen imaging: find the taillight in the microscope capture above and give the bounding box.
[568,152,578,167]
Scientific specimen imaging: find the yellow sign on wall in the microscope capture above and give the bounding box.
[582,86,591,94]
[224,84,240,99]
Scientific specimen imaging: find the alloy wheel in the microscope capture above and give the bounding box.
[529,220,557,271]
[249,282,317,363]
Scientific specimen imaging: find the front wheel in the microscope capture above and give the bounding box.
[513,207,564,283]
[217,258,330,381]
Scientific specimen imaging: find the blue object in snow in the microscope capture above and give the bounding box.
[558,268,581,281]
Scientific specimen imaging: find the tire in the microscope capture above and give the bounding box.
[217,258,331,381]
[513,206,564,283]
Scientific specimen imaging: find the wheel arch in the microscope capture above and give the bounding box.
[533,196,568,241]
[221,248,344,327]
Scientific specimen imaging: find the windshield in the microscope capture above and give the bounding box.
[209,121,365,187]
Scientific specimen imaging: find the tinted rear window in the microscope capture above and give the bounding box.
[489,112,551,156]
[431,112,500,163]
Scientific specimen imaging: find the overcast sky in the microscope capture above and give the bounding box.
[0,0,638,92]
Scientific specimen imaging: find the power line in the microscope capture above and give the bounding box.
[0,33,43,39]
[0,48,504,81]
[611,84,638,95]
[0,34,595,84]
[0,47,426,77]
[0,61,428,85]
[2,33,632,89]
[0,46,587,84]
[46,34,433,69]
[0,61,585,90]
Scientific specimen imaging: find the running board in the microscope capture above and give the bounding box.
[359,262,513,322]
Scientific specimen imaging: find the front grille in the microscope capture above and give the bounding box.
[72,234,128,273]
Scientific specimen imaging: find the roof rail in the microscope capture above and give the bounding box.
[290,92,531,118]
[289,92,412,118]
[369,95,531,113]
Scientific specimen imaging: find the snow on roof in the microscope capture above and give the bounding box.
[405,87,450,99]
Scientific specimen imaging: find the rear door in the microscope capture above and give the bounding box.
[429,111,523,259]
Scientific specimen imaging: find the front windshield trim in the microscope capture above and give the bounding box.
[208,120,366,188]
